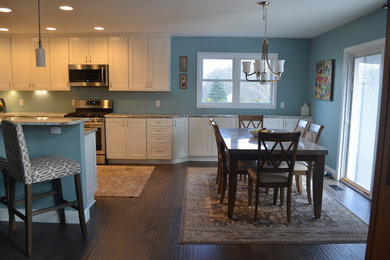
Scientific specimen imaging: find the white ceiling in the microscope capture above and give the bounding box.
[0,0,386,38]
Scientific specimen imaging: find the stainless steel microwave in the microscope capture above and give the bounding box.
[68,64,109,87]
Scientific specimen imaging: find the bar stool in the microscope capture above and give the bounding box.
[1,120,87,256]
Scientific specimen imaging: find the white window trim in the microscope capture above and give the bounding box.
[196,52,277,109]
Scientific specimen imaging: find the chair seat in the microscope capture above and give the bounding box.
[30,155,80,184]
[294,161,308,171]
[247,168,289,183]
[0,157,8,170]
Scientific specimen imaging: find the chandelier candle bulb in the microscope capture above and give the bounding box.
[242,61,251,73]
[275,60,285,73]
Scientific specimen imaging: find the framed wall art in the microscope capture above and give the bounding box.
[180,74,187,89]
[180,56,187,72]
[315,59,334,101]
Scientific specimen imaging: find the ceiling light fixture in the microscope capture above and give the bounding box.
[0,28,9,32]
[94,26,104,31]
[46,27,56,31]
[242,1,284,84]
[59,5,73,11]
[0,7,12,13]
[35,0,45,67]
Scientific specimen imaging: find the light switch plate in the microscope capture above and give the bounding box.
[280,102,285,109]
[155,100,160,107]
[72,99,75,106]
[19,99,24,106]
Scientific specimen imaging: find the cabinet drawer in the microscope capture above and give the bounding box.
[147,118,172,127]
[148,135,171,143]
[147,143,172,159]
[147,126,171,135]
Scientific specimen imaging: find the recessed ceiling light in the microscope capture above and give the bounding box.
[59,5,73,11]
[94,26,104,31]
[0,8,12,13]
[46,27,57,31]
[0,28,9,32]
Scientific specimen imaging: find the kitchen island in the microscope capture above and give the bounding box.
[0,116,94,223]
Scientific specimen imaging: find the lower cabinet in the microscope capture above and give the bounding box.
[84,131,97,208]
[263,116,313,131]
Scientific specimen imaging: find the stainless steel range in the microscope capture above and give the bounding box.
[65,99,113,164]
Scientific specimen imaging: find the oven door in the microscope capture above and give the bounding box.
[84,122,105,160]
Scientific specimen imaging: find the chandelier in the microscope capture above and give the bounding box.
[242,1,284,83]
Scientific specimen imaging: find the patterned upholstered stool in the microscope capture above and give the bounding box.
[1,120,87,256]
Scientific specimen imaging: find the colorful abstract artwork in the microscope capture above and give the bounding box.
[315,59,334,101]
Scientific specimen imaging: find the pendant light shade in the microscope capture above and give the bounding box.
[36,0,45,67]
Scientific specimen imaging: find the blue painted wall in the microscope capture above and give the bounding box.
[308,9,386,170]
[0,37,310,116]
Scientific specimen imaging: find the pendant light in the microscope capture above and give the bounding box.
[35,0,45,67]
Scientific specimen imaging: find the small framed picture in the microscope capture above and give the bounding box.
[180,56,187,72]
[180,74,187,89]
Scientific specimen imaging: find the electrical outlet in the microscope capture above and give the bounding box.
[72,99,76,106]
[155,100,160,107]
[19,99,24,106]
[280,102,285,109]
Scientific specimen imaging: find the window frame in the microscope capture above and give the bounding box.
[196,52,277,109]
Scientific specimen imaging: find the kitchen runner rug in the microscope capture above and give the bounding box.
[95,165,155,197]
[180,167,368,244]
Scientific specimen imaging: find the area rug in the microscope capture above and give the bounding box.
[94,165,155,197]
[180,167,368,244]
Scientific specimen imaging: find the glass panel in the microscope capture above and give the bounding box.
[202,59,232,80]
[241,59,256,80]
[69,69,103,82]
[201,81,232,103]
[239,81,270,103]
[345,53,382,192]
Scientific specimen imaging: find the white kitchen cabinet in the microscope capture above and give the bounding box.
[11,37,51,90]
[173,117,188,159]
[263,118,284,129]
[0,37,12,90]
[188,116,237,157]
[108,37,129,91]
[49,37,70,91]
[106,118,147,159]
[84,131,97,208]
[69,37,108,64]
[129,36,170,91]
[263,116,313,131]
[147,118,172,159]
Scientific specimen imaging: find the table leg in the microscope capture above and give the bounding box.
[312,155,325,219]
[228,153,238,218]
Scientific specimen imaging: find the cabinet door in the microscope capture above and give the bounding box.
[263,118,284,129]
[188,117,213,156]
[84,132,97,208]
[211,117,237,155]
[0,37,12,90]
[284,118,299,131]
[49,37,70,91]
[11,38,33,90]
[126,118,147,159]
[108,37,129,91]
[148,37,170,91]
[31,38,51,90]
[129,36,149,91]
[106,118,127,159]
[173,117,188,159]
[69,37,89,64]
[89,37,108,64]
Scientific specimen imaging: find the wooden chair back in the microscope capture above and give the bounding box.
[256,132,300,178]
[294,120,310,138]
[305,123,324,144]
[238,115,264,129]
[211,120,229,176]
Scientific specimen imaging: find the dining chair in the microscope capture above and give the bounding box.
[238,115,264,129]
[293,123,324,204]
[294,119,310,137]
[1,120,87,256]
[247,131,300,222]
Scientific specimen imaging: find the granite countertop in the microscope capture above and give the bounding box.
[0,116,87,126]
[105,114,187,118]
[1,112,67,117]
[84,128,97,135]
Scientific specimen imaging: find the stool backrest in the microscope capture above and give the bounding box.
[2,120,32,183]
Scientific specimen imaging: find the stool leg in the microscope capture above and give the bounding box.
[8,177,16,243]
[74,175,87,237]
[52,179,66,224]
[25,184,33,257]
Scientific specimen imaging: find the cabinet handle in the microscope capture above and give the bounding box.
[109,82,112,89]
[149,81,152,88]
[90,56,92,63]
[85,56,88,63]
[8,82,11,89]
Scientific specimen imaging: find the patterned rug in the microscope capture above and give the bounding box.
[180,167,368,244]
[94,165,155,197]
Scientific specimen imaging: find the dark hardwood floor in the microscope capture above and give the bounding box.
[0,162,366,259]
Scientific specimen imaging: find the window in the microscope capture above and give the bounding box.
[197,52,277,109]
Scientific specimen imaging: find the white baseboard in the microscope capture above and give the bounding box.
[0,207,90,224]
[325,165,337,179]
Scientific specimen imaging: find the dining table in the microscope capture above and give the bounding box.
[219,128,328,219]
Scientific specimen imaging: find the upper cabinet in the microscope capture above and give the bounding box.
[69,37,108,64]
[0,37,12,90]
[49,37,70,91]
[129,36,170,91]
[11,37,51,90]
[108,37,129,91]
